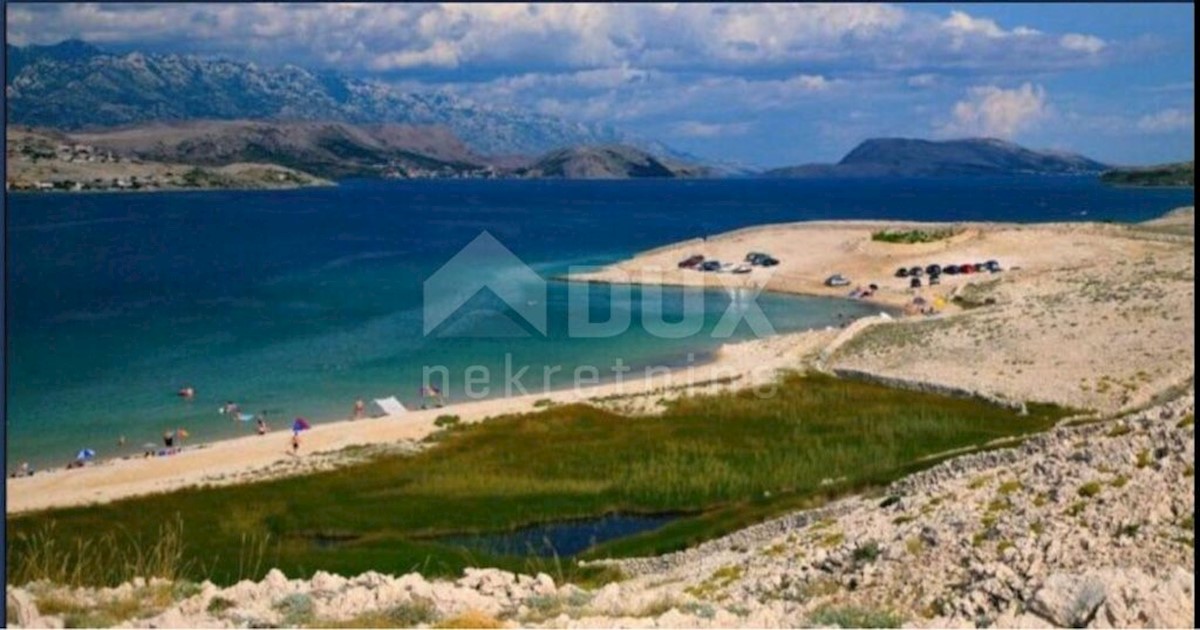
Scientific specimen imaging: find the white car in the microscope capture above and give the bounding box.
[825,274,851,287]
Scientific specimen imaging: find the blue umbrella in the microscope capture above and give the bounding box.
[76,448,96,461]
[291,417,311,434]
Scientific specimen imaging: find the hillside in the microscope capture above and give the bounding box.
[516,145,712,179]
[1101,161,1194,187]
[766,137,1108,178]
[5,40,650,158]
[6,127,331,192]
[68,121,492,179]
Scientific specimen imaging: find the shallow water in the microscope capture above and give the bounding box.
[5,177,1193,468]
[436,513,683,557]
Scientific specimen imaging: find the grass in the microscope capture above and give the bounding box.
[1077,482,1103,498]
[871,227,962,244]
[808,605,906,628]
[320,599,440,628]
[7,373,1068,587]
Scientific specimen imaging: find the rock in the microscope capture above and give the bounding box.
[6,589,40,627]
[1028,573,1108,627]
[533,572,557,596]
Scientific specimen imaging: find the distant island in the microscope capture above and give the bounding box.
[1100,161,1194,187]
[764,137,1109,178]
[514,145,712,179]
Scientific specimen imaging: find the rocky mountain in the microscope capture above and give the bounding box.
[5,40,635,157]
[765,138,1109,178]
[1101,161,1194,187]
[515,145,712,179]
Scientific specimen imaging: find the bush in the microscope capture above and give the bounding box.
[1077,482,1103,498]
[206,596,235,615]
[871,228,961,244]
[852,540,881,564]
[434,414,461,428]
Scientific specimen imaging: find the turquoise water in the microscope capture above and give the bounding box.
[4,178,1193,469]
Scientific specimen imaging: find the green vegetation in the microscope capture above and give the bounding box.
[7,373,1067,587]
[871,227,962,244]
[1100,161,1194,187]
[808,605,906,628]
[321,599,439,628]
[1078,482,1104,498]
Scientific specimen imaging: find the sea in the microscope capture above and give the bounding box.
[4,177,1193,470]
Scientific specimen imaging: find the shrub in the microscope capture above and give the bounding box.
[997,480,1023,495]
[434,414,461,428]
[435,610,505,628]
[206,596,235,615]
[1077,482,1103,498]
[871,228,961,244]
[852,540,881,564]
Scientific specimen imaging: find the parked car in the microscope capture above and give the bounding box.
[929,275,941,285]
[910,276,922,288]
[944,264,960,275]
[825,274,851,287]
[926,264,942,276]
[985,259,1002,272]
[678,254,704,269]
[960,263,974,274]
[745,252,768,263]
[757,255,780,267]
[908,266,923,277]
[731,264,752,274]
[699,260,722,272]
[895,267,910,278]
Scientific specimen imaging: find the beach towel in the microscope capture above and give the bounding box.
[374,396,408,417]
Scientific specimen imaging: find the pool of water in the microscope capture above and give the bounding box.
[436,512,683,557]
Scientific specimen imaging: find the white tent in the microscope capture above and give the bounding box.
[372,396,408,417]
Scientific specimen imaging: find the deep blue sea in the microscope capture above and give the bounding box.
[4,177,1193,469]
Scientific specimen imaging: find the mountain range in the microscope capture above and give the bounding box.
[5,40,640,158]
[764,138,1109,178]
[8,41,1129,181]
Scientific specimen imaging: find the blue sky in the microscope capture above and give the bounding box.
[6,3,1194,167]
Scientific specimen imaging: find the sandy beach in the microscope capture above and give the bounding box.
[8,209,1193,515]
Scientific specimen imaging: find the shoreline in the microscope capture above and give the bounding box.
[8,210,1193,515]
[5,326,846,515]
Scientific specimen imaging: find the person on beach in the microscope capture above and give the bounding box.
[163,431,174,449]
[353,398,365,420]
[256,416,268,435]
[291,433,300,455]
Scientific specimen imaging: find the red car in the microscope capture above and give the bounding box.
[678,255,705,269]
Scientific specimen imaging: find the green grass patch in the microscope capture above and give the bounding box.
[7,373,1067,587]
[1078,482,1104,498]
[871,227,962,244]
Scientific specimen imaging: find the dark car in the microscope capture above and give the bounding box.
[895,267,910,278]
[909,276,922,288]
[678,254,705,269]
[944,265,959,275]
[929,275,941,285]
[745,252,768,263]
[755,255,780,267]
[926,264,942,276]
[985,259,1002,272]
[699,260,722,272]
[909,266,923,277]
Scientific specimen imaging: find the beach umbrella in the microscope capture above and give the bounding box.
[292,417,311,433]
[76,448,96,461]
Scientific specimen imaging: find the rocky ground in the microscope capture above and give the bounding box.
[9,391,1193,629]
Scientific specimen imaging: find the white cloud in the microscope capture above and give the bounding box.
[672,121,752,138]
[907,73,938,88]
[938,83,1050,138]
[1060,33,1106,54]
[941,11,1007,38]
[1137,108,1194,133]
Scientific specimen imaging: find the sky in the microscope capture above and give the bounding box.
[6,3,1195,167]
